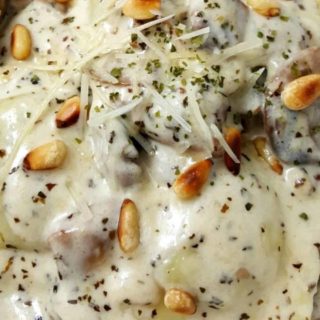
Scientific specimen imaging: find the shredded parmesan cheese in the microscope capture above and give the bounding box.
[210,124,240,164]
[65,180,93,222]
[187,83,214,152]
[88,97,143,126]
[136,14,174,31]
[135,30,169,63]
[218,41,262,61]
[176,27,210,41]
[145,84,192,133]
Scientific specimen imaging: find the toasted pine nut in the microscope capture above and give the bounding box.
[173,159,212,199]
[117,199,140,253]
[56,96,80,128]
[281,74,320,110]
[224,127,241,176]
[11,24,32,60]
[164,288,197,315]
[54,0,70,3]
[244,0,280,17]
[122,0,161,20]
[23,140,67,170]
[253,137,283,175]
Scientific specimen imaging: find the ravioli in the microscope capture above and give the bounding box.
[0,0,320,319]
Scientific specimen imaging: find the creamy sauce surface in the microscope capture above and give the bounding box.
[0,1,320,319]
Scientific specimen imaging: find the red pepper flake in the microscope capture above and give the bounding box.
[109,230,116,240]
[314,174,320,181]
[221,203,229,213]
[46,183,57,191]
[1,256,14,274]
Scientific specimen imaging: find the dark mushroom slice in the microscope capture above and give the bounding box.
[264,47,320,164]
[264,95,320,165]
[0,0,6,19]
[89,119,143,187]
[187,0,248,49]
[48,230,107,276]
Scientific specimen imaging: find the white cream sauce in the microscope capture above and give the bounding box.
[0,0,320,319]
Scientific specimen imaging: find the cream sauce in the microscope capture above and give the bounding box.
[0,0,320,319]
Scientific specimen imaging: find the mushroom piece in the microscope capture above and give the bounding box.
[187,0,248,49]
[264,47,320,164]
[0,0,6,20]
[89,119,142,187]
[48,230,107,275]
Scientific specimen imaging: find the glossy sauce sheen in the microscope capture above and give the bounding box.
[0,0,320,319]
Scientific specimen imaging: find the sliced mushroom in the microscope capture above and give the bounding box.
[173,159,212,199]
[0,0,6,20]
[269,47,320,94]
[89,120,142,187]
[23,140,67,170]
[188,0,248,50]
[265,48,320,164]
[48,230,106,274]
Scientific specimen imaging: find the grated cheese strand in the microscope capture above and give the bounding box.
[88,97,143,126]
[135,30,169,63]
[210,124,240,164]
[176,27,210,41]
[146,84,192,133]
[136,14,175,31]
[65,179,93,222]
[187,83,214,152]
